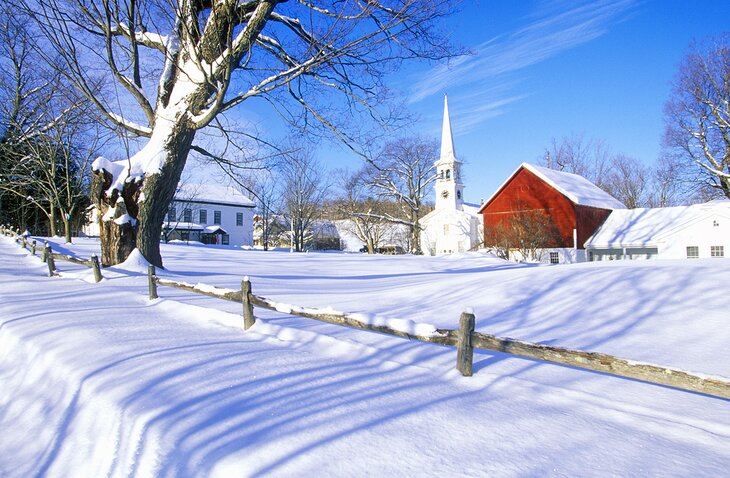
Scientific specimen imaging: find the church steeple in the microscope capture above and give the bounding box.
[435,94,463,211]
[440,94,456,161]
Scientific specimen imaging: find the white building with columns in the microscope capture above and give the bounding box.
[420,96,482,255]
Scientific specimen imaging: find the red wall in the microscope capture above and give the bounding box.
[481,168,611,249]
[575,205,613,248]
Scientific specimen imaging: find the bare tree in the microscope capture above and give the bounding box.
[647,155,687,207]
[0,6,95,238]
[367,136,437,254]
[334,169,391,254]
[543,134,612,189]
[1,118,99,242]
[280,146,329,252]
[19,0,457,266]
[484,208,562,262]
[602,154,650,209]
[664,34,730,199]
[245,170,281,251]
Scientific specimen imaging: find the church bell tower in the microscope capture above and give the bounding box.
[435,94,464,211]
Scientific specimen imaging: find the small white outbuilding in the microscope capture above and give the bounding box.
[584,199,730,260]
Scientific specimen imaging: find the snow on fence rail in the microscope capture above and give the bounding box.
[2,225,729,399]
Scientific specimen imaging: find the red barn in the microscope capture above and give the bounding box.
[478,163,624,259]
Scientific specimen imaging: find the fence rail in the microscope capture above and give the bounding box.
[3,224,729,399]
[2,225,102,281]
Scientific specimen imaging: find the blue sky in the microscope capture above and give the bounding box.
[391,0,730,203]
[185,1,729,204]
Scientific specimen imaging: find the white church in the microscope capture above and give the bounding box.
[420,96,483,255]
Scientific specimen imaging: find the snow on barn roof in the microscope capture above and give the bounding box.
[585,200,730,248]
[524,163,625,209]
[479,163,625,212]
[175,183,255,207]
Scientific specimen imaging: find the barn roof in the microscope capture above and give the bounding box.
[175,183,255,208]
[479,163,625,212]
[585,200,730,248]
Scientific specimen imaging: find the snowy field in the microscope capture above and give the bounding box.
[1,236,729,477]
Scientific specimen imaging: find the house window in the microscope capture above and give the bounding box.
[710,246,724,258]
[199,209,207,224]
[222,234,230,245]
[686,246,699,259]
[168,206,176,222]
[236,212,243,226]
[183,208,192,222]
[550,252,559,264]
[214,210,221,225]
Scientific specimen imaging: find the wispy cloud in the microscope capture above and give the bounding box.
[409,0,637,128]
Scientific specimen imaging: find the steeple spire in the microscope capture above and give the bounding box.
[440,94,456,161]
[435,94,463,212]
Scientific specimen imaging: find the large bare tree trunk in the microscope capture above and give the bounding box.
[91,124,195,267]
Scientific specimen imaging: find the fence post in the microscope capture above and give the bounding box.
[45,244,56,277]
[31,240,37,255]
[241,277,255,330]
[41,242,48,262]
[91,254,103,283]
[148,265,158,299]
[21,236,26,249]
[456,310,475,377]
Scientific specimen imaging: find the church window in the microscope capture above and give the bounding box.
[457,190,461,200]
[446,169,451,179]
[443,224,449,235]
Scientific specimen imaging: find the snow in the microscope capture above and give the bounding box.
[1,236,730,476]
[117,248,151,273]
[585,201,730,248]
[113,214,137,226]
[176,183,256,207]
[526,163,626,209]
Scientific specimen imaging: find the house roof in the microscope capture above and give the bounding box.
[585,200,730,248]
[163,222,204,231]
[479,163,625,212]
[175,184,255,208]
[203,225,227,234]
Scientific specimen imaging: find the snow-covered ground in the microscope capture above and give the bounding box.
[1,236,729,477]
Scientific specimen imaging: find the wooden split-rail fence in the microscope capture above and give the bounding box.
[2,224,729,400]
[2,226,102,281]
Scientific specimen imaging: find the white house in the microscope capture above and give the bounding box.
[420,95,482,255]
[584,199,730,260]
[163,184,255,246]
[83,184,256,246]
